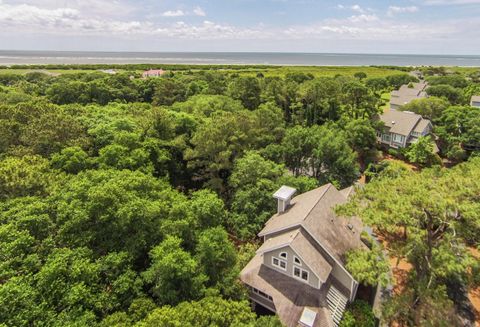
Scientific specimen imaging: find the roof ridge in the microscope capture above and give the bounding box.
[301,184,332,223]
[410,116,423,132]
[258,184,336,237]
[290,228,302,242]
[256,228,301,254]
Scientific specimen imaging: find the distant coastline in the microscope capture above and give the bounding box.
[1,50,480,67]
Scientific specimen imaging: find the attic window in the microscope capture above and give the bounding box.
[294,256,301,265]
[280,252,287,259]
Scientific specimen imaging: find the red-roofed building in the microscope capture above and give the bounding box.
[142,69,166,78]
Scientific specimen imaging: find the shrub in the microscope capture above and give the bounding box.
[339,300,376,327]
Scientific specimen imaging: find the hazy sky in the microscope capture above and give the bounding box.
[1,0,480,54]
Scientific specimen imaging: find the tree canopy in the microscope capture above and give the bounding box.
[1,65,478,326]
[338,158,480,324]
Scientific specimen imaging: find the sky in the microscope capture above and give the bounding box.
[0,0,480,54]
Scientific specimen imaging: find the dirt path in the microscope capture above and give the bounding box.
[379,235,479,325]
[468,247,480,326]
[376,232,412,295]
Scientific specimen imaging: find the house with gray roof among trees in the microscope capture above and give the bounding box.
[240,184,366,327]
[470,95,480,108]
[389,81,428,110]
[377,110,433,149]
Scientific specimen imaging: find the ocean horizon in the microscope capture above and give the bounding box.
[1,50,480,67]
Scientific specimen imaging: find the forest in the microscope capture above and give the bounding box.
[0,65,479,327]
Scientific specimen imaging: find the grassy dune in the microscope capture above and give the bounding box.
[0,65,408,78]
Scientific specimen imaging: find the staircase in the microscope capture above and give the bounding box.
[326,285,348,327]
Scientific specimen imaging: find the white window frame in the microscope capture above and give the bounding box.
[392,133,405,144]
[293,265,309,283]
[293,255,302,266]
[301,269,309,282]
[272,257,287,271]
[250,287,273,302]
[279,252,288,259]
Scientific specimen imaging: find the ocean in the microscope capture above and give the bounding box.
[1,50,480,66]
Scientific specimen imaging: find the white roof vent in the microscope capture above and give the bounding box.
[299,308,317,327]
[273,186,296,214]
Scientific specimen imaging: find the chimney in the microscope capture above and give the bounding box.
[273,186,297,214]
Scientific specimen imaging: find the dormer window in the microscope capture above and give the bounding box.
[272,257,287,271]
[294,266,309,283]
[294,256,301,265]
[280,252,287,259]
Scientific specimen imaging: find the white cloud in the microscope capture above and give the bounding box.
[283,14,460,41]
[350,4,365,13]
[387,6,419,17]
[0,2,150,34]
[348,14,378,23]
[193,6,206,17]
[337,4,367,13]
[160,7,206,18]
[0,3,80,23]
[0,0,477,45]
[424,0,480,4]
[5,0,135,18]
[161,10,185,17]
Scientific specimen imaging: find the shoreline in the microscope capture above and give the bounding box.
[1,62,479,68]
[1,51,480,67]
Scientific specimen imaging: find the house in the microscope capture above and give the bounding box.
[470,95,480,108]
[99,69,117,75]
[389,82,428,110]
[240,184,367,327]
[377,110,433,149]
[142,69,166,78]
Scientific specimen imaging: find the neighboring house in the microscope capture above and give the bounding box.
[142,69,166,78]
[390,82,428,110]
[470,95,480,108]
[240,184,367,327]
[99,69,117,75]
[377,110,433,149]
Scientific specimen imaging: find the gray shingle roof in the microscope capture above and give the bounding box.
[380,109,422,136]
[258,184,331,237]
[257,228,302,253]
[413,118,431,134]
[302,187,364,263]
[396,82,427,95]
[290,232,333,282]
[471,95,480,102]
[390,82,427,107]
[258,184,365,263]
[240,255,335,327]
